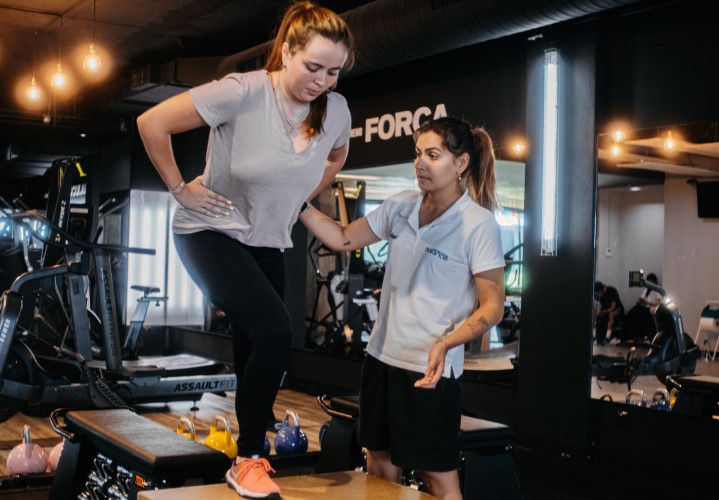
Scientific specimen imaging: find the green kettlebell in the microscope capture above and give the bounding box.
[176,417,200,442]
[203,416,238,459]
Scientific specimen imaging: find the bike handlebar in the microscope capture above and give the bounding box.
[11,210,155,256]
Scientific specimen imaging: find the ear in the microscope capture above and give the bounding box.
[457,152,470,174]
[281,42,291,65]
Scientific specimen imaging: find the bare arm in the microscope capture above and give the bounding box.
[306,144,348,202]
[415,267,505,388]
[299,203,380,252]
[136,92,231,216]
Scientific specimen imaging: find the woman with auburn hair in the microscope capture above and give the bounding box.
[300,116,506,500]
[137,2,353,498]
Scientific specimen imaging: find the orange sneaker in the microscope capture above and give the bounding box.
[225,456,281,499]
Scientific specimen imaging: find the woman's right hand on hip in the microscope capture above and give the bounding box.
[174,176,233,217]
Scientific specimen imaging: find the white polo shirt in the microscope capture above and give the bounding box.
[366,190,505,378]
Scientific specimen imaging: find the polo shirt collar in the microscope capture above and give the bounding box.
[409,189,472,231]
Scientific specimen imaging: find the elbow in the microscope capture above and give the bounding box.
[136,113,149,139]
[490,301,505,328]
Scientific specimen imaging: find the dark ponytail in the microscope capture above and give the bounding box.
[265,1,354,137]
[468,126,498,212]
[414,117,499,211]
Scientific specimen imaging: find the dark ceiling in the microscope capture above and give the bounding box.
[0,0,648,180]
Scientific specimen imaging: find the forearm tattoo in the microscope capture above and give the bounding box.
[468,315,490,338]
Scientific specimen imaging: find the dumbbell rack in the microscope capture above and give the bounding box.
[49,409,230,500]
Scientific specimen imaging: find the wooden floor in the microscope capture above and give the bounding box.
[0,388,329,477]
[138,471,434,500]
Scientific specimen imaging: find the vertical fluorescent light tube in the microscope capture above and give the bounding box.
[541,48,559,256]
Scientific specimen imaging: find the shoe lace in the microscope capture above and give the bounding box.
[237,457,275,479]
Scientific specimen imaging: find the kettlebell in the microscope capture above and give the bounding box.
[650,388,671,411]
[264,435,271,453]
[176,417,200,442]
[203,416,238,459]
[274,410,308,454]
[48,439,65,472]
[6,425,48,475]
[319,421,330,450]
[625,389,646,407]
[669,387,679,408]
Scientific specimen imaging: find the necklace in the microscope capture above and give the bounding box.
[277,72,309,134]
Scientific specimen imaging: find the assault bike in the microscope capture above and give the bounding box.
[0,210,236,423]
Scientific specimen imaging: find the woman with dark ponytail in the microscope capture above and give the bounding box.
[301,116,506,499]
[137,2,353,497]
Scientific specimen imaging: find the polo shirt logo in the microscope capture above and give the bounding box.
[425,247,448,261]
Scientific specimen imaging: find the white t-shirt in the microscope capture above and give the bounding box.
[173,70,351,249]
[365,190,505,378]
[640,288,663,307]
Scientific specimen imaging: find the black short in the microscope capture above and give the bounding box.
[358,354,462,472]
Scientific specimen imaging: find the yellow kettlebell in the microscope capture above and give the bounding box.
[176,417,200,442]
[203,416,238,459]
[669,387,679,409]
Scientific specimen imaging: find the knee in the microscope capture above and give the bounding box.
[422,470,462,500]
[366,449,400,483]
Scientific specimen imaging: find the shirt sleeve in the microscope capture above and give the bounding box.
[468,218,506,275]
[188,74,248,128]
[331,95,352,150]
[365,197,394,241]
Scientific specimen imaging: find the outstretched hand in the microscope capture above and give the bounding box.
[174,176,233,217]
[414,340,448,389]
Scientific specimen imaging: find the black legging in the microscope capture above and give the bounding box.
[174,230,291,457]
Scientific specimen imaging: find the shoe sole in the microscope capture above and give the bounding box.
[225,469,281,499]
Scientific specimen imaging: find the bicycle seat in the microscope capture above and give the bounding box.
[131,285,161,296]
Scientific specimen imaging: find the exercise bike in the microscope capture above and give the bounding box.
[592,270,700,389]
[0,210,236,423]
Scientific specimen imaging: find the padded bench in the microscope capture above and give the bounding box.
[317,395,521,499]
[49,408,230,500]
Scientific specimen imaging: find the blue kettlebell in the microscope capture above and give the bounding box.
[274,410,308,454]
[264,435,271,453]
[650,388,671,411]
[625,389,646,407]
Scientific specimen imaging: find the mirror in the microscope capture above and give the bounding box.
[303,158,526,369]
[591,120,719,413]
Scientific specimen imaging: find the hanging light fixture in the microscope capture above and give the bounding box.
[27,31,41,101]
[50,16,67,88]
[83,0,101,72]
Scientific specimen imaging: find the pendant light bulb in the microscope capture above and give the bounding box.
[27,77,41,101]
[84,0,102,73]
[51,63,66,88]
[28,31,41,102]
[83,44,101,72]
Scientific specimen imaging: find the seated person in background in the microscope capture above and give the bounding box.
[594,281,624,345]
[621,272,663,341]
[637,273,663,308]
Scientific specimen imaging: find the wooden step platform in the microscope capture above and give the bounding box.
[0,389,329,477]
[137,470,435,499]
